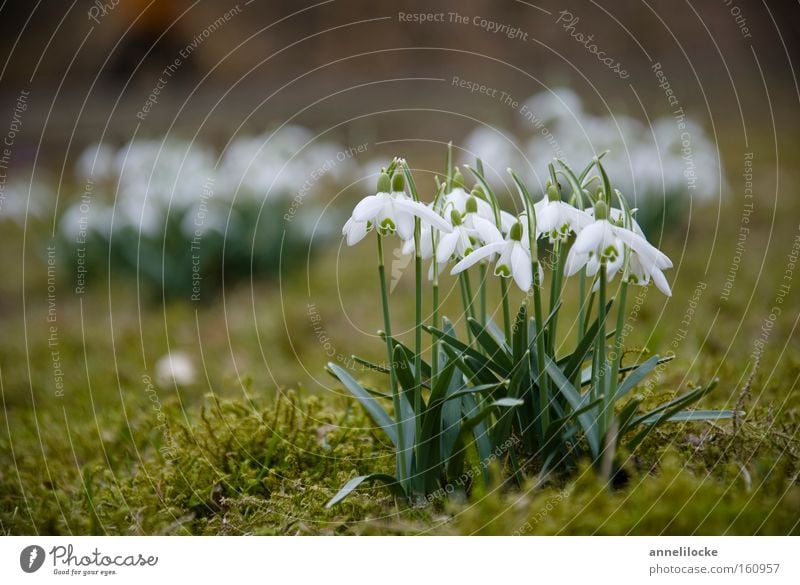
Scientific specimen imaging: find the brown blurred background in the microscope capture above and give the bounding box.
[0,0,797,162]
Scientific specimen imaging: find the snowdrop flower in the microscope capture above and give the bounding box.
[585,205,671,294]
[565,201,672,295]
[535,183,593,242]
[462,195,505,245]
[626,250,673,296]
[402,195,505,281]
[437,196,505,263]
[441,174,516,233]
[436,209,476,264]
[344,171,452,245]
[452,221,539,293]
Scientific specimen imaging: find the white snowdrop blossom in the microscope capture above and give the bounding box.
[534,184,593,242]
[586,206,672,295]
[626,250,673,296]
[401,202,440,260]
[565,201,673,295]
[343,172,452,246]
[436,210,476,264]
[437,196,505,264]
[440,177,516,233]
[452,221,540,293]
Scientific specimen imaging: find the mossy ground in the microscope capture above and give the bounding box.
[2,164,799,535]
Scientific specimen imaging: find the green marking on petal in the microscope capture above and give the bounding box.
[379,218,396,235]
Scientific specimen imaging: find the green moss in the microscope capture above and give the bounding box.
[445,454,800,535]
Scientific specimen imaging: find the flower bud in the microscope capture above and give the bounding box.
[452,168,464,189]
[594,199,609,221]
[377,172,391,193]
[465,196,478,214]
[547,182,561,202]
[450,209,462,226]
[391,172,405,192]
[509,221,523,241]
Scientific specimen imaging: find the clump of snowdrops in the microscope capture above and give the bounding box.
[327,147,734,507]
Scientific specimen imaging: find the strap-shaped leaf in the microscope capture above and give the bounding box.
[512,304,528,363]
[325,473,404,508]
[350,354,390,374]
[446,395,522,480]
[626,380,719,449]
[441,382,504,403]
[561,300,613,382]
[485,317,511,352]
[627,379,718,432]
[543,356,600,457]
[327,363,397,447]
[417,358,459,490]
[393,344,425,412]
[579,356,673,387]
[426,324,510,377]
[382,333,432,382]
[636,409,737,426]
[468,317,513,371]
[614,355,670,401]
[556,159,588,209]
[441,361,466,469]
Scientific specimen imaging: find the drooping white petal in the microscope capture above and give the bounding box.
[564,202,594,231]
[451,241,505,274]
[352,194,387,221]
[493,244,514,278]
[342,217,370,246]
[510,242,532,292]
[471,215,504,245]
[537,201,560,234]
[401,236,415,256]
[585,254,601,277]
[443,187,470,213]
[436,230,460,264]
[650,266,672,296]
[606,252,624,280]
[614,227,672,269]
[564,247,590,276]
[573,221,607,255]
[394,198,453,233]
[394,209,415,240]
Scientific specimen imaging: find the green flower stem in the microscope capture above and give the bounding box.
[531,263,550,435]
[547,241,565,355]
[432,254,440,382]
[462,268,476,321]
[595,264,608,440]
[414,219,423,463]
[459,273,475,344]
[582,288,596,336]
[478,263,487,326]
[607,281,628,430]
[499,278,512,341]
[376,234,408,489]
[575,268,587,388]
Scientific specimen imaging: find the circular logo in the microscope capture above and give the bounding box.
[19,545,46,573]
